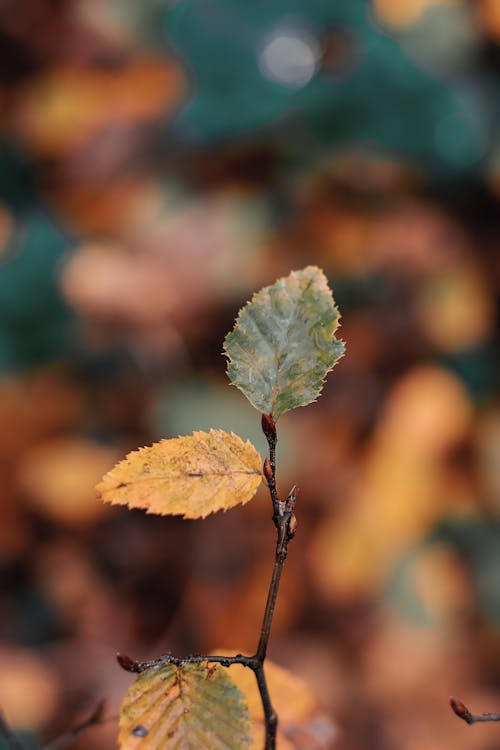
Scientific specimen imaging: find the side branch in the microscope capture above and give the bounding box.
[117,652,258,673]
[42,702,109,750]
[450,697,500,725]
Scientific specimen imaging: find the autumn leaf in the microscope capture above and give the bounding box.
[96,429,262,519]
[224,266,344,419]
[118,662,252,750]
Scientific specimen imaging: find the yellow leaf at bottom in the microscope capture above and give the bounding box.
[96,429,262,519]
[119,662,252,750]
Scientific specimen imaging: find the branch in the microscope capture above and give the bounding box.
[450,697,500,725]
[117,652,257,673]
[41,701,110,750]
[0,710,24,750]
[255,413,297,749]
[254,663,277,750]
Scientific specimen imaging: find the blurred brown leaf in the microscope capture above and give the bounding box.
[310,366,473,600]
[0,646,59,730]
[13,56,184,157]
[16,436,119,525]
[0,368,84,464]
[415,261,494,351]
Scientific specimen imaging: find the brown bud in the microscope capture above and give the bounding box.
[261,413,276,441]
[263,457,274,482]
[288,513,298,538]
[117,653,140,673]
[450,697,472,724]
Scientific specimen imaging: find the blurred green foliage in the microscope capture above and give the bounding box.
[0,215,70,372]
[165,0,485,170]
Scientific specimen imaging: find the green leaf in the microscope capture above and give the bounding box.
[223,266,344,419]
[119,661,252,750]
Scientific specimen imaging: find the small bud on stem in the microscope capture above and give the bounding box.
[261,413,276,442]
[450,697,472,723]
[117,653,142,673]
[263,457,274,482]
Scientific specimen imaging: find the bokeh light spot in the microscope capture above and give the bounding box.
[259,26,321,88]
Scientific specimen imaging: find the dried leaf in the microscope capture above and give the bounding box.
[224,266,344,419]
[96,429,262,519]
[118,662,252,750]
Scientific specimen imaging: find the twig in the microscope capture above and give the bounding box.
[450,697,500,725]
[41,702,110,750]
[0,709,24,750]
[262,414,280,526]
[256,510,290,662]
[255,413,296,749]
[117,651,258,673]
[254,663,278,750]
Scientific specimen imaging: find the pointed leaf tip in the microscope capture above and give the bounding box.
[224,266,345,419]
[96,429,262,519]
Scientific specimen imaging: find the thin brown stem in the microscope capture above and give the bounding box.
[1,698,111,750]
[254,664,278,750]
[256,519,289,662]
[252,414,296,748]
[261,414,280,526]
[261,414,277,473]
[41,702,109,750]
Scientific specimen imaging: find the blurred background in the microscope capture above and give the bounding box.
[1,0,500,748]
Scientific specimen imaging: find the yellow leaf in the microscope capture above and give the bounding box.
[119,662,252,750]
[96,429,262,519]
